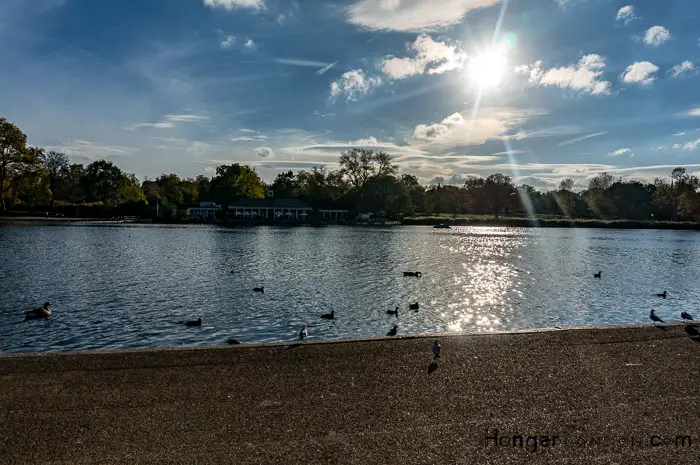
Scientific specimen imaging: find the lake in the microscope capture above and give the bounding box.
[1,224,698,353]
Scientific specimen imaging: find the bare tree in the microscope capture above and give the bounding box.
[45,151,69,208]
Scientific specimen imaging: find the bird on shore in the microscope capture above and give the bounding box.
[656,291,667,299]
[253,286,264,293]
[227,338,241,345]
[387,325,397,337]
[320,310,335,320]
[432,339,441,359]
[24,302,52,320]
[409,302,419,311]
[649,310,664,325]
[299,325,308,341]
[387,306,399,316]
[594,271,601,279]
[681,311,694,322]
[179,318,202,327]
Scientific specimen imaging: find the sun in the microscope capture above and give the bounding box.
[468,48,507,90]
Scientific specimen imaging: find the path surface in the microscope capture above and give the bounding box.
[1,324,699,464]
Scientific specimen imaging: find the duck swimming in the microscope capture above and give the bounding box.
[409,302,419,311]
[386,306,399,316]
[320,310,335,320]
[180,318,202,327]
[24,302,52,321]
[253,286,264,293]
[386,325,398,337]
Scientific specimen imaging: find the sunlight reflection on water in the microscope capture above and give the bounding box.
[1,224,699,353]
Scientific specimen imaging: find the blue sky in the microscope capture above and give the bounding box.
[1,0,699,189]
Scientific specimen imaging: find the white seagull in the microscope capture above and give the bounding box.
[299,325,308,341]
[432,339,441,359]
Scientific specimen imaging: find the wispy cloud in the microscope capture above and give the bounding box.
[673,139,700,151]
[45,140,136,160]
[203,0,264,11]
[273,58,330,68]
[514,54,611,95]
[124,114,209,131]
[615,5,637,25]
[380,35,465,80]
[558,131,608,147]
[668,60,696,78]
[316,61,338,75]
[608,148,633,157]
[344,0,502,32]
[643,26,671,47]
[620,61,659,85]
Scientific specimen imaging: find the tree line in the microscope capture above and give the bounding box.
[2,117,699,221]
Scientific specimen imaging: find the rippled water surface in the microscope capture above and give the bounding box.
[1,224,699,353]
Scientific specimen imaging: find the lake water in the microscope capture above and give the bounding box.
[1,224,699,353]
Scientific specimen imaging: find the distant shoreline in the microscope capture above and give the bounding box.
[2,215,699,230]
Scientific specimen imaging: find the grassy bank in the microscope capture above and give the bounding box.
[404,215,700,230]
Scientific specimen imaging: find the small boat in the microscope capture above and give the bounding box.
[433,223,451,229]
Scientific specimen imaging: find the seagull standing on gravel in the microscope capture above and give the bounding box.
[432,339,441,359]
[680,311,694,322]
[299,325,308,341]
[649,310,664,325]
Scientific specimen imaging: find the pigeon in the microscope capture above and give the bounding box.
[680,311,694,322]
[299,325,308,341]
[432,339,441,359]
[386,325,397,337]
[649,310,663,325]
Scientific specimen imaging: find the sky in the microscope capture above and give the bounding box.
[1,0,699,190]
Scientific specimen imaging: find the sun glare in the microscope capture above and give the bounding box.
[468,49,507,90]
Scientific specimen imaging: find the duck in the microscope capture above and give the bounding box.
[299,325,308,341]
[386,325,398,337]
[386,306,399,316]
[24,302,52,320]
[253,286,264,293]
[681,311,694,322]
[403,271,422,277]
[320,310,335,320]
[181,318,202,327]
[593,271,601,279]
[656,291,667,299]
[227,338,241,345]
[409,302,419,311]
[649,310,663,325]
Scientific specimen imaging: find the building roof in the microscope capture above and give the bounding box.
[228,198,313,209]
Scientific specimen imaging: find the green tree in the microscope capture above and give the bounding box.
[210,164,265,205]
[1,118,44,210]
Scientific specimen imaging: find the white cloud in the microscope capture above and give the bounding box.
[669,60,695,78]
[123,114,209,131]
[187,142,211,157]
[220,35,236,49]
[643,26,671,47]
[558,131,608,147]
[689,108,700,116]
[409,107,547,151]
[608,148,633,157]
[329,69,382,101]
[620,61,659,85]
[615,5,637,25]
[673,139,700,151]
[273,58,328,68]
[515,54,611,95]
[203,0,264,10]
[345,0,502,32]
[46,140,136,160]
[380,34,465,80]
[254,147,274,158]
[239,128,257,133]
[244,39,257,50]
